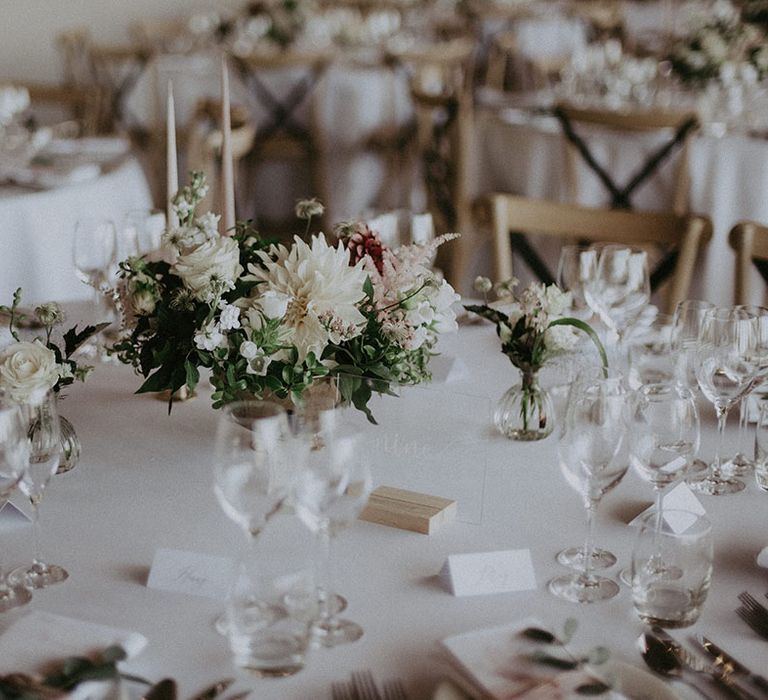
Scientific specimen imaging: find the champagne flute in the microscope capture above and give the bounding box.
[8,391,67,589]
[293,414,373,646]
[212,401,298,633]
[0,399,32,610]
[690,306,757,495]
[548,373,630,603]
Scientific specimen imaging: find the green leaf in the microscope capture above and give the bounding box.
[575,681,611,696]
[562,617,578,644]
[587,646,610,665]
[529,651,579,670]
[63,323,112,358]
[101,645,127,664]
[184,360,200,392]
[136,367,172,394]
[464,304,507,326]
[521,627,557,644]
[547,318,609,375]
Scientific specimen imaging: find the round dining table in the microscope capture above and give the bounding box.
[0,150,153,304]
[0,314,764,700]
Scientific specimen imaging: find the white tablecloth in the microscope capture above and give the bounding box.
[468,107,768,305]
[0,318,764,699]
[0,156,152,303]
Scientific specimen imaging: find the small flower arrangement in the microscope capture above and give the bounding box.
[0,290,107,403]
[112,172,459,421]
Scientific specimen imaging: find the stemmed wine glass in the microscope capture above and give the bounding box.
[548,373,630,603]
[671,299,715,473]
[8,390,67,589]
[293,413,373,646]
[0,398,32,610]
[621,382,700,584]
[556,244,598,316]
[73,218,117,300]
[691,306,758,495]
[212,401,298,633]
[121,209,166,258]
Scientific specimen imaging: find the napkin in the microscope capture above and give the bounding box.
[441,621,628,699]
[0,610,147,674]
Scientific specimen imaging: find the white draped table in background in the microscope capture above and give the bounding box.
[0,315,765,699]
[468,106,768,306]
[0,155,152,303]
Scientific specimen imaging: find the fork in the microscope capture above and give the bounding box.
[331,681,354,700]
[737,607,768,641]
[382,678,408,700]
[351,670,382,700]
[737,592,768,635]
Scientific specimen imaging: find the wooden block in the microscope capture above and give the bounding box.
[358,486,457,535]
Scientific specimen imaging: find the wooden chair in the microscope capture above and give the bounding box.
[20,82,101,136]
[728,221,768,304]
[488,193,712,313]
[485,29,567,93]
[554,103,699,215]
[186,99,257,219]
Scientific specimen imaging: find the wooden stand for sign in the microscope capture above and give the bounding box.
[359,486,457,535]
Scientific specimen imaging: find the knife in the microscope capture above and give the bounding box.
[696,635,768,696]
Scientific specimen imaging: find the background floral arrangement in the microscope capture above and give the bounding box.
[112,173,459,421]
[0,289,106,403]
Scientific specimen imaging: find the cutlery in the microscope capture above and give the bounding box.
[351,670,382,700]
[382,678,408,700]
[651,627,761,700]
[190,679,235,700]
[696,635,768,695]
[638,631,715,700]
[737,607,768,641]
[143,678,178,700]
[331,681,354,700]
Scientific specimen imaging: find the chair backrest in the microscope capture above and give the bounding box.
[554,103,698,215]
[22,82,100,136]
[186,98,257,217]
[485,29,567,93]
[728,221,768,304]
[488,193,712,313]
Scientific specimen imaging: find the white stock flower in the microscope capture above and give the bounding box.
[543,285,573,316]
[194,322,228,352]
[246,234,366,361]
[406,300,435,327]
[0,340,59,402]
[239,340,271,376]
[173,236,243,302]
[218,302,241,331]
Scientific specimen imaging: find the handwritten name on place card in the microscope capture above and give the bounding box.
[440,549,536,597]
[147,548,234,600]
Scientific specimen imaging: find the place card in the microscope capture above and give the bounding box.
[146,548,234,600]
[757,546,768,568]
[439,549,536,597]
[0,494,32,528]
[628,481,706,534]
[359,486,456,535]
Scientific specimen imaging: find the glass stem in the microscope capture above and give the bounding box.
[317,523,334,625]
[582,501,598,582]
[31,498,43,567]
[712,406,728,481]
[737,400,748,457]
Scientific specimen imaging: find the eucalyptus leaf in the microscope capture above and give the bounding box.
[528,651,579,670]
[520,627,557,644]
[575,681,611,696]
[562,617,578,644]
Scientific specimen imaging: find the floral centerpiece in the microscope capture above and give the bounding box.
[0,290,107,471]
[466,277,607,441]
[112,172,459,422]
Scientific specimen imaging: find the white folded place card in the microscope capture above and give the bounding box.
[147,548,234,600]
[440,549,536,597]
[0,494,32,527]
[628,481,706,534]
[0,610,147,674]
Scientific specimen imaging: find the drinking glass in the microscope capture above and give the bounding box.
[121,209,166,257]
[556,244,598,314]
[691,306,758,495]
[8,391,67,589]
[754,397,768,491]
[671,299,715,472]
[631,510,713,628]
[0,399,32,610]
[293,415,373,646]
[73,218,117,295]
[548,374,630,603]
[627,315,676,390]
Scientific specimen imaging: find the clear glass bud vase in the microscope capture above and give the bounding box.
[494,369,554,441]
[57,415,81,473]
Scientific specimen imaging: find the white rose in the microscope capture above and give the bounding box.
[173,237,243,301]
[260,290,290,319]
[0,340,59,402]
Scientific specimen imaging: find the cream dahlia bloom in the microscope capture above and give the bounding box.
[245,234,367,361]
[173,236,243,302]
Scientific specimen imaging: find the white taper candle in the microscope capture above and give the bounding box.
[166,79,179,228]
[221,57,235,234]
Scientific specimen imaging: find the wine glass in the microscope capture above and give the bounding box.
[622,382,700,584]
[293,414,373,646]
[0,398,32,610]
[8,390,67,589]
[212,401,297,632]
[690,306,758,495]
[585,245,650,364]
[556,244,598,315]
[548,373,630,603]
[671,299,715,473]
[73,217,117,295]
[121,209,166,257]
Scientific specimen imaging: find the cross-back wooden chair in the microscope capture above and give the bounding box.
[21,82,101,136]
[392,37,475,285]
[186,98,257,220]
[554,103,699,215]
[488,193,712,313]
[728,221,768,304]
[485,29,567,93]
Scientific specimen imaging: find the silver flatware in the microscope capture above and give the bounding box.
[638,631,714,700]
[351,670,382,700]
[696,635,768,696]
[331,680,354,700]
[737,607,768,641]
[382,678,408,700]
[190,679,235,700]
[738,592,768,640]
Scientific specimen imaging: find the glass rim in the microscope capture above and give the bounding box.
[222,399,287,424]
